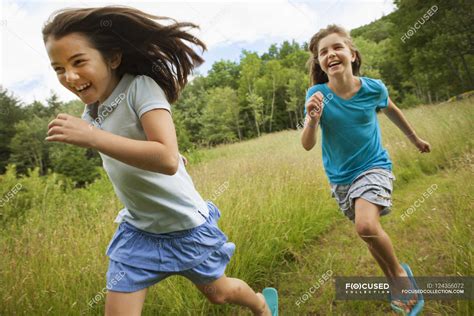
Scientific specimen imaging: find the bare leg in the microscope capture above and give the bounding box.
[367,242,393,279]
[354,198,416,312]
[105,288,148,316]
[361,211,395,281]
[195,275,271,316]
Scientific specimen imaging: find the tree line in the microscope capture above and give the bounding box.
[0,0,472,186]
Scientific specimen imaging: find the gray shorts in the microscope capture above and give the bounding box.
[330,168,395,222]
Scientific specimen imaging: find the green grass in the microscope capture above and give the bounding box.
[0,99,473,315]
[278,159,473,315]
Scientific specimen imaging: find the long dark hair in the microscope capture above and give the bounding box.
[42,6,207,103]
[307,24,362,85]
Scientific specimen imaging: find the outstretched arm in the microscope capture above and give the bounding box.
[46,109,180,175]
[382,98,431,153]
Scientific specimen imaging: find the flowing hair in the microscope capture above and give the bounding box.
[42,6,207,103]
[307,24,362,85]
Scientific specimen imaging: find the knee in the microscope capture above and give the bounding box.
[355,221,380,241]
[206,291,227,305]
[205,283,242,305]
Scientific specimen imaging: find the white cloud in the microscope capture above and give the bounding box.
[1,0,395,105]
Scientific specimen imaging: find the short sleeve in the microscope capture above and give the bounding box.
[376,80,389,110]
[130,75,171,118]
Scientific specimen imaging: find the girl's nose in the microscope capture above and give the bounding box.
[65,69,80,82]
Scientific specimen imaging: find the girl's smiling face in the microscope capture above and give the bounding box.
[45,32,121,105]
[317,33,356,77]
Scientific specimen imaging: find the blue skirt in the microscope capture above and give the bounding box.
[106,201,234,272]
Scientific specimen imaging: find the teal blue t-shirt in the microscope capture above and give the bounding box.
[305,77,392,184]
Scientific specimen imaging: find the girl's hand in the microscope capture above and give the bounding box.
[46,113,97,148]
[305,91,325,122]
[413,137,431,153]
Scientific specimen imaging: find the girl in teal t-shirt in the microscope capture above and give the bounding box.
[301,24,430,315]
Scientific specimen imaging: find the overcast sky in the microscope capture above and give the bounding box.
[1,0,396,105]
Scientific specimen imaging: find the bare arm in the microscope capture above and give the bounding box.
[46,109,180,175]
[301,117,319,151]
[92,109,179,174]
[382,98,431,153]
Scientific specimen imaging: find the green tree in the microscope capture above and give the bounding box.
[278,40,301,59]
[49,145,101,187]
[201,87,239,145]
[390,0,474,101]
[285,69,307,128]
[9,116,50,175]
[246,92,265,137]
[46,93,62,116]
[281,49,309,72]
[207,60,240,90]
[174,76,208,144]
[0,87,25,173]
[173,110,194,152]
[239,51,263,137]
[354,37,384,78]
[351,15,394,43]
[261,43,279,61]
[22,92,64,119]
[256,60,286,132]
[239,51,262,96]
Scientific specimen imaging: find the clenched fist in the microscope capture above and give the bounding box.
[305,91,325,122]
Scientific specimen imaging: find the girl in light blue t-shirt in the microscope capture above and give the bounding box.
[42,6,275,316]
[301,24,430,316]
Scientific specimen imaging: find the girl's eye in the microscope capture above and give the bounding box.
[53,59,86,73]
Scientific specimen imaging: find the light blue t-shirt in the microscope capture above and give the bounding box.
[305,77,392,184]
[81,73,209,234]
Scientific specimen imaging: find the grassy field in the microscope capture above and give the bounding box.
[0,99,472,315]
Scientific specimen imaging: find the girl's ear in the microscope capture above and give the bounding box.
[110,51,122,69]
